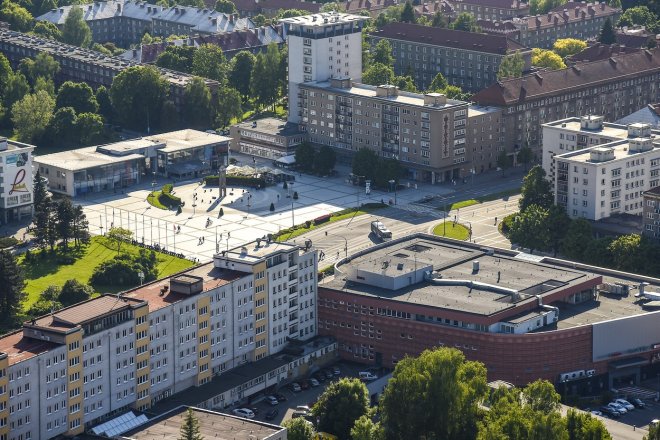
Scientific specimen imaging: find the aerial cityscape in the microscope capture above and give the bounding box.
[0,0,658,438]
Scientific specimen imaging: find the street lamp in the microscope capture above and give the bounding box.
[138,271,144,286]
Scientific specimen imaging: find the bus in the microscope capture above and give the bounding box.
[371,220,392,241]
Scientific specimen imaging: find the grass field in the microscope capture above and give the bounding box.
[275,204,386,242]
[437,188,521,212]
[20,236,194,309]
[147,191,168,209]
[432,222,470,240]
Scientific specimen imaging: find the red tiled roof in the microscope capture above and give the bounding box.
[371,22,528,54]
[414,0,454,16]
[0,330,59,366]
[472,48,660,106]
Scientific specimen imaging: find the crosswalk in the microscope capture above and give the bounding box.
[615,386,659,400]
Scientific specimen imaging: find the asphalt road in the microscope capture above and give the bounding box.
[290,195,521,269]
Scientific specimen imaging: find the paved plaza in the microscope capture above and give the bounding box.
[76,153,524,263]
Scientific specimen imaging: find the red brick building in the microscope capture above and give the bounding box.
[318,234,660,392]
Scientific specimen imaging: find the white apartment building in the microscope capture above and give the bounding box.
[0,240,317,440]
[281,12,367,124]
[554,133,660,220]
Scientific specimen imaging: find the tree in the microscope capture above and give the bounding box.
[110,65,168,131]
[32,170,54,249]
[55,198,75,249]
[295,142,315,172]
[76,112,104,146]
[72,204,89,247]
[277,8,309,19]
[156,45,195,73]
[552,38,587,58]
[561,218,593,261]
[0,250,25,329]
[352,148,379,181]
[215,86,242,129]
[617,6,659,30]
[320,2,345,12]
[11,90,55,142]
[517,146,533,171]
[95,85,114,121]
[107,226,133,255]
[214,0,236,13]
[283,418,315,440]
[184,77,213,129]
[312,378,370,440]
[314,145,337,175]
[432,11,447,27]
[566,409,612,440]
[252,13,267,26]
[62,5,91,47]
[450,12,479,31]
[3,72,29,109]
[362,62,395,86]
[497,51,525,79]
[56,81,98,113]
[250,44,281,109]
[380,347,488,440]
[0,52,11,98]
[428,72,448,92]
[178,408,203,440]
[598,18,616,45]
[523,380,561,413]
[229,51,255,98]
[372,39,394,65]
[443,85,471,100]
[646,422,660,440]
[0,0,33,32]
[400,1,416,22]
[34,76,55,97]
[546,205,571,256]
[19,52,60,85]
[58,279,93,306]
[519,165,553,211]
[351,415,384,440]
[374,158,403,188]
[49,106,77,145]
[192,44,228,84]
[395,75,417,92]
[32,21,62,40]
[532,48,566,70]
[508,205,551,253]
[608,234,644,272]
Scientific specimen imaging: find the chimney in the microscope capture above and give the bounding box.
[423,93,446,106]
[600,1,605,10]
[116,3,121,12]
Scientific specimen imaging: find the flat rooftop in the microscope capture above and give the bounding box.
[468,104,502,117]
[542,118,660,139]
[235,117,305,137]
[0,330,58,366]
[96,138,163,155]
[144,129,231,153]
[330,238,590,316]
[33,146,145,171]
[123,262,243,312]
[121,406,284,440]
[279,11,366,26]
[219,240,302,263]
[305,81,466,109]
[326,235,660,327]
[557,139,660,163]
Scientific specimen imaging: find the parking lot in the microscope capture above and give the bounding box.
[225,361,384,425]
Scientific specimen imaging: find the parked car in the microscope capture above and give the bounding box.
[332,366,341,376]
[309,378,320,387]
[590,410,602,416]
[265,408,279,421]
[273,393,287,402]
[290,382,302,393]
[300,380,310,390]
[232,408,255,419]
[323,369,334,379]
[600,406,621,418]
[265,395,279,406]
[359,371,378,381]
[614,399,634,411]
[632,398,646,408]
[607,402,627,414]
[313,373,326,383]
[296,405,311,413]
[292,411,309,419]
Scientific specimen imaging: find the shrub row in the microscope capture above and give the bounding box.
[203,175,267,189]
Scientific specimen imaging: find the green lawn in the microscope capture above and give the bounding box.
[20,236,194,309]
[147,191,168,210]
[432,222,470,240]
[450,199,479,210]
[437,188,521,212]
[276,203,386,242]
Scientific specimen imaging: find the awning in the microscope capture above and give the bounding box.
[609,357,649,370]
[276,155,296,165]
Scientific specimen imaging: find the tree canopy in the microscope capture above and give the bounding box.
[283,418,315,440]
[552,38,587,58]
[109,65,168,131]
[184,76,213,129]
[532,48,566,70]
[11,90,55,142]
[497,51,525,79]
[62,5,92,47]
[192,44,228,84]
[56,81,99,114]
[229,50,255,98]
[362,62,395,86]
[215,86,242,129]
[372,39,394,65]
[400,1,416,22]
[428,72,448,92]
[450,12,479,31]
[598,18,616,44]
[0,250,25,330]
[214,0,236,13]
[312,378,370,440]
[519,165,553,211]
[178,408,204,440]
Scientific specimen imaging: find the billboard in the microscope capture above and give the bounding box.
[592,310,660,361]
[4,152,32,207]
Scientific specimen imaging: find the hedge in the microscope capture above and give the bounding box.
[162,183,173,194]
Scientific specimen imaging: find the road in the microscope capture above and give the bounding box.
[291,195,521,269]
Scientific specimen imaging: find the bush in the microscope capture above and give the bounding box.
[0,236,19,249]
[500,213,518,236]
[162,183,173,194]
[58,279,94,306]
[91,250,158,287]
[305,220,312,228]
[204,174,266,189]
